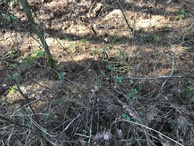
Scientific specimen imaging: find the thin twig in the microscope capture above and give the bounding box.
[160,55,176,91]
[64,114,81,131]
[126,75,182,80]
[88,104,94,146]
[0,115,33,130]
[116,119,184,146]
[117,0,134,33]
[1,59,40,125]
[56,38,77,65]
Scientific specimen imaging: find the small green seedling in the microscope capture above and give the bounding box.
[31,50,45,59]
[11,63,18,69]
[124,88,138,99]
[11,72,19,80]
[151,34,160,42]
[107,65,115,71]
[122,113,131,121]
[174,9,189,20]
[45,112,50,121]
[9,85,17,94]
[115,76,123,84]
[69,43,78,55]
[80,39,87,44]
[58,72,65,80]
[6,13,17,22]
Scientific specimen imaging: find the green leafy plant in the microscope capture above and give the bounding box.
[45,113,50,121]
[66,37,72,41]
[11,63,18,69]
[21,50,44,67]
[115,76,123,84]
[6,49,15,59]
[119,50,125,56]
[6,13,17,22]
[124,88,138,99]
[100,70,106,76]
[122,113,131,121]
[21,55,34,67]
[151,34,160,42]
[109,32,119,43]
[58,72,65,80]
[99,47,110,59]
[69,42,78,55]
[31,50,45,59]
[174,9,189,20]
[57,99,63,105]
[107,64,115,71]
[162,23,169,28]
[9,85,17,94]
[17,111,30,125]
[10,72,19,80]
[80,38,87,44]
[90,49,98,56]
[135,117,141,124]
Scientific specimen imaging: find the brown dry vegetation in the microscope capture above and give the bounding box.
[0,0,194,146]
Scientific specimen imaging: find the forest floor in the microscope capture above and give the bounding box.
[0,0,194,145]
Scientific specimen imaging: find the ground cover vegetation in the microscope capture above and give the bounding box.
[0,0,194,145]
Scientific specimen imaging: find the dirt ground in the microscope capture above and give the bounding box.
[0,0,194,145]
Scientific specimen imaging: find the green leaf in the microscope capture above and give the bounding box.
[174,9,189,20]
[119,50,125,56]
[130,139,136,145]
[58,72,65,80]
[99,47,105,53]
[57,99,63,105]
[135,117,141,124]
[11,72,19,80]
[176,9,187,16]
[152,34,160,41]
[107,65,114,71]
[45,113,50,121]
[6,14,17,22]
[80,39,87,44]
[95,79,101,86]
[6,15,11,22]
[9,85,17,94]
[100,71,105,76]
[115,76,123,84]
[11,63,18,68]
[66,37,72,41]
[31,50,44,59]
[121,114,130,121]
[124,88,138,99]
[22,55,34,66]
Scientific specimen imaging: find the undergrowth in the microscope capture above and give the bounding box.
[0,0,194,146]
